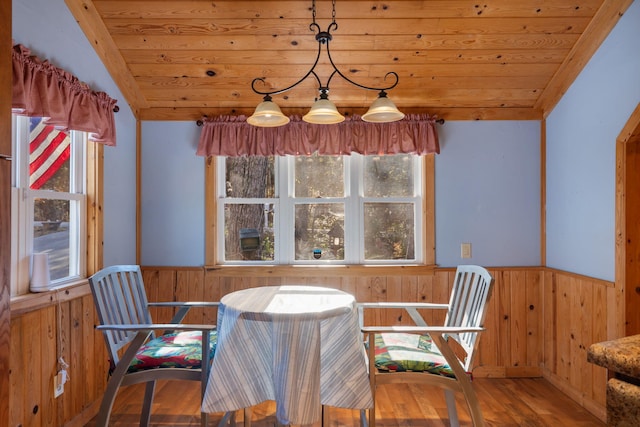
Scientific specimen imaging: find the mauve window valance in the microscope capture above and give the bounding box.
[196,114,440,157]
[12,44,118,146]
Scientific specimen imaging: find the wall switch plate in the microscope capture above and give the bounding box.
[54,371,64,398]
[461,243,472,259]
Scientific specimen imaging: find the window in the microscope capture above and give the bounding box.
[11,115,87,296]
[217,153,424,264]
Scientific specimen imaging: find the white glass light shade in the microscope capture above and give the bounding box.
[302,99,345,124]
[247,100,290,127]
[361,96,405,123]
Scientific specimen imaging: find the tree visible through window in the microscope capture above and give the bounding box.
[223,156,274,260]
[217,153,423,264]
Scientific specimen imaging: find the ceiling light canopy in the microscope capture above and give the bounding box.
[248,0,404,127]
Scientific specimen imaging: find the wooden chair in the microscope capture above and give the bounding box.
[89,265,237,427]
[358,265,494,427]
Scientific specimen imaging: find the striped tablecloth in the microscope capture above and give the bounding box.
[202,285,373,425]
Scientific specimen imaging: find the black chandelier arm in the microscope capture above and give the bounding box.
[309,21,322,34]
[323,69,339,94]
[251,21,327,97]
[249,0,399,100]
[324,37,399,92]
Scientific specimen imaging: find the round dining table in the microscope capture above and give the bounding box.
[202,285,373,426]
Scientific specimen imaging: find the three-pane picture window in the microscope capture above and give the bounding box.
[217,153,423,264]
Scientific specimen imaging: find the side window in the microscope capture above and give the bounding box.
[217,153,424,265]
[11,115,87,296]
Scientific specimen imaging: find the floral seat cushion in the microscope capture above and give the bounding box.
[127,330,218,373]
[374,332,457,378]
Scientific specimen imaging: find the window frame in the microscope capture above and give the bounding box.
[10,115,89,296]
[210,153,433,266]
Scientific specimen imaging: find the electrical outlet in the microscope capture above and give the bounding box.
[461,242,472,259]
[54,372,64,398]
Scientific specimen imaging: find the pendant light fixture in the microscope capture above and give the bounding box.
[247,0,404,127]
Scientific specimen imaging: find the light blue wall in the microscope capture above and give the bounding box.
[16,0,637,274]
[141,122,205,266]
[140,119,542,267]
[12,0,138,267]
[546,0,640,281]
[435,121,541,267]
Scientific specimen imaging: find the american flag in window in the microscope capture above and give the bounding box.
[29,117,70,190]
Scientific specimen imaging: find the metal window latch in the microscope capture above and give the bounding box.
[0,154,12,161]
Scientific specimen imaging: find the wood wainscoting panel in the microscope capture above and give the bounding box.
[473,268,544,378]
[541,268,612,421]
[9,291,107,427]
[141,266,545,377]
[137,265,611,421]
[6,265,612,426]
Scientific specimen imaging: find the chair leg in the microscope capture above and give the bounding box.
[140,380,156,427]
[368,405,376,427]
[458,384,485,426]
[444,390,459,427]
[359,409,369,427]
[243,407,252,427]
[218,411,236,427]
[95,371,131,426]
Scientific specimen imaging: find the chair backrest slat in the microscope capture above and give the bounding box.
[444,265,494,371]
[89,265,153,366]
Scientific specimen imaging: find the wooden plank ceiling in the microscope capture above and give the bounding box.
[64,0,633,122]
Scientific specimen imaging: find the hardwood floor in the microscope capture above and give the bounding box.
[85,378,605,426]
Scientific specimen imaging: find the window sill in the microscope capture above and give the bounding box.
[204,264,437,277]
[10,279,91,316]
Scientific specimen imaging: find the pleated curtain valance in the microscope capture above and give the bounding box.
[196,114,440,157]
[11,43,118,146]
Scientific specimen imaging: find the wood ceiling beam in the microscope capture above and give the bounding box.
[65,0,148,117]
[536,0,635,117]
[138,106,543,122]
